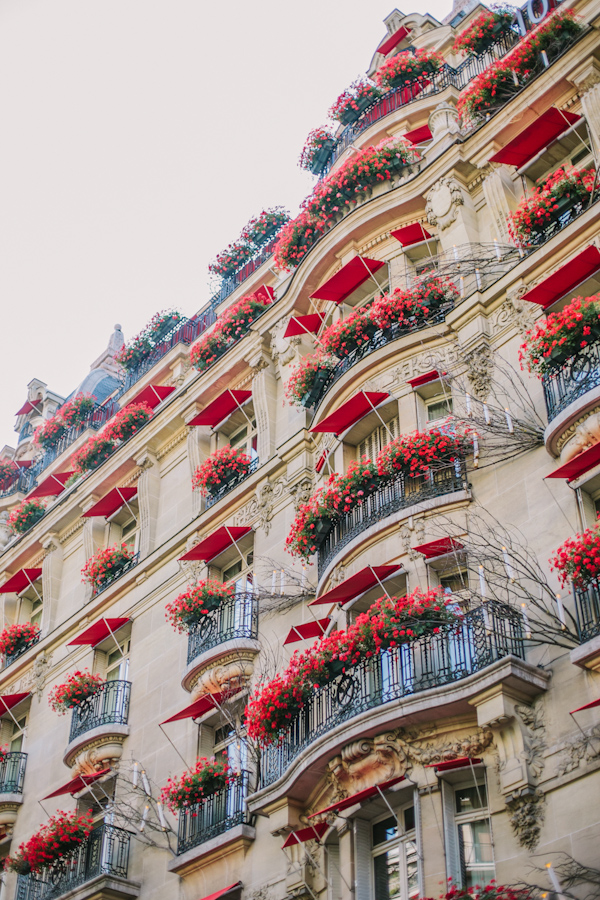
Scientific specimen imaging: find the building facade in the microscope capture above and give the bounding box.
[0,1,599,898]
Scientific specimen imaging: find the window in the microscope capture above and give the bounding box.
[107,500,140,555]
[229,419,258,460]
[222,552,254,594]
[454,783,494,888]
[426,394,453,422]
[17,582,43,632]
[358,417,399,461]
[8,715,27,753]
[372,808,419,900]
[106,639,130,682]
[439,568,469,595]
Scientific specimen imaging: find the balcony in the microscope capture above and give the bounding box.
[92,553,139,599]
[15,824,137,900]
[574,579,600,643]
[0,752,27,795]
[205,457,260,510]
[176,771,252,855]
[187,592,258,665]
[208,238,278,309]
[69,680,131,744]
[259,602,524,788]
[5,635,41,669]
[317,462,468,575]
[542,342,600,423]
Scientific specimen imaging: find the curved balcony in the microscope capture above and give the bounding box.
[175,771,253,856]
[15,824,136,900]
[0,752,27,795]
[573,578,600,643]
[259,602,524,789]
[4,635,41,669]
[69,680,131,744]
[186,593,258,665]
[542,343,600,423]
[317,462,467,576]
[205,457,260,510]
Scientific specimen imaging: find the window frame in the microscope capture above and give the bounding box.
[370,803,420,900]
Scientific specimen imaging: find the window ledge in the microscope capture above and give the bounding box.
[167,823,256,877]
[63,723,130,769]
[570,633,600,672]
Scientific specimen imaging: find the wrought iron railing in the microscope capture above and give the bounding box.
[15,824,131,900]
[0,751,27,794]
[318,462,467,574]
[91,553,140,598]
[5,635,41,668]
[205,457,260,509]
[187,592,259,665]
[69,680,131,743]
[542,342,600,422]
[208,238,279,310]
[0,464,39,500]
[176,771,252,855]
[260,602,524,787]
[36,401,121,472]
[574,579,600,642]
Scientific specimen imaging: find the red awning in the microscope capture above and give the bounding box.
[251,285,275,304]
[284,618,330,646]
[489,108,582,167]
[197,884,242,900]
[179,525,253,563]
[308,776,405,818]
[403,125,433,145]
[571,698,600,714]
[161,690,239,725]
[282,822,329,849]
[124,384,175,410]
[377,25,411,54]
[522,246,600,309]
[16,460,32,469]
[546,441,600,482]
[0,569,42,594]
[68,618,130,647]
[390,223,433,247]
[311,565,403,606]
[15,400,40,416]
[81,487,137,519]
[0,693,30,714]
[284,313,326,339]
[310,257,385,304]
[311,391,390,436]
[412,538,464,559]
[426,757,482,772]
[43,769,111,800]
[407,369,445,388]
[27,471,74,499]
[188,390,252,428]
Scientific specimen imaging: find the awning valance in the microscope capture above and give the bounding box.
[27,472,74,499]
[284,618,330,646]
[545,442,600,482]
[310,257,385,304]
[403,125,432,145]
[311,391,390,436]
[377,25,411,54]
[179,526,253,563]
[188,390,252,428]
[124,384,175,410]
[284,313,326,339]
[571,698,600,714]
[81,487,137,519]
[308,775,405,818]
[282,822,329,848]
[310,565,402,607]
[412,538,464,559]
[522,246,600,309]
[425,757,482,772]
[0,693,30,714]
[0,569,42,594]
[390,223,433,247]
[43,769,111,800]
[197,884,242,900]
[68,618,130,647]
[489,108,582,168]
[161,690,239,725]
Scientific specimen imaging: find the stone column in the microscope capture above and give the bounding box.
[135,450,160,559]
[41,534,63,634]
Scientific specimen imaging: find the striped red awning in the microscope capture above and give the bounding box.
[124,384,175,410]
[284,313,326,339]
[412,538,464,559]
[522,246,600,309]
[546,441,600,482]
[311,392,390,436]
[377,25,411,54]
[390,223,433,247]
[43,769,111,800]
[310,257,385,304]
[27,472,74,499]
[68,618,130,647]
[308,776,405,818]
[282,822,329,848]
[489,108,582,168]
[0,569,42,594]
[311,565,402,606]
[179,526,253,563]
[284,618,330,645]
[81,487,137,519]
[188,390,252,428]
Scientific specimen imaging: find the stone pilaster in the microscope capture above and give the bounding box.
[135,450,160,559]
[185,425,209,518]
[41,533,62,633]
[481,167,519,243]
[249,353,277,463]
[580,81,600,157]
[82,517,105,603]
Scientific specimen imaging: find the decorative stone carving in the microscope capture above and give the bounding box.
[464,342,494,401]
[556,723,600,776]
[271,318,302,370]
[425,177,465,231]
[250,356,278,461]
[556,403,600,455]
[19,651,53,702]
[474,690,545,795]
[399,519,425,558]
[490,286,535,335]
[506,788,545,850]
[394,345,459,386]
[0,803,21,832]
[234,478,287,535]
[287,476,315,513]
[560,411,600,463]
[428,102,460,140]
[107,324,125,356]
[514,702,546,779]
[70,734,127,776]
[189,650,258,700]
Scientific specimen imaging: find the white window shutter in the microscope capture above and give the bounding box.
[326,844,341,900]
[440,779,461,886]
[353,818,373,900]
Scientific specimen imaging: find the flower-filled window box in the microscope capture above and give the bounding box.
[166,581,236,632]
[209,242,255,279]
[285,352,336,409]
[192,446,252,496]
[508,166,595,244]
[328,78,381,126]
[0,459,19,491]
[32,394,95,451]
[374,48,445,90]
[48,670,104,715]
[81,543,135,593]
[240,207,290,249]
[5,810,95,875]
[115,309,183,371]
[519,294,600,375]
[376,428,468,480]
[7,498,46,535]
[189,295,271,372]
[71,434,116,474]
[320,308,379,358]
[103,402,153,443]
[299,127,337,175]
[551,525,600,590]
[453,7,516,56]
[160,758,231,813]
[246,587,457,744]
[0,623,40,662]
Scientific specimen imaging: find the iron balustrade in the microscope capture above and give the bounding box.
[15,824,131,900]
[0,751,27,794]
[176,771,252,855]
[260,602,524,787]
[186,592,259,665]
[208,238,279,310]
[69,680,131,743]
[542,341,600,422]
[574,579,600,642]
[91,552,140,598]
[5,635,41,669]
[205,457,260,509]
[318,462,468,575]
[0,464,39,500]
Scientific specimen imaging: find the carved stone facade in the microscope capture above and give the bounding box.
[425,177,465,231]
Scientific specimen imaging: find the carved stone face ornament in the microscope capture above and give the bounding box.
[426,177,465,231]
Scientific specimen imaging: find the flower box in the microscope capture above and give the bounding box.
[81,543,135,592]
[453,8,516,56]
[326,658,346,678]
[310,139,336,175]
[166,581,236,632]
[48,670,104,714]
[374,48,445,90]
[0,623,40,659]
[7,499,46,535]
[193,446,252,494]
[5,811,95,875]
[520,294,600,376]
[160,758,231,813]
[508,166,595,244]
[300,368,332,408]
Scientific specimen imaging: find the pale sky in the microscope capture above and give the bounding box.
[0,0,451,449]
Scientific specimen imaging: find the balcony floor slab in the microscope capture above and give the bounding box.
[182,638,260,693]
[63,723,130,769]
[570,633,600,671]
[544,384,600,457]
[41,874,141,900]
[167,823,256,877]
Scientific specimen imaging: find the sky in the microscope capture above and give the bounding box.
[0,0,451,449]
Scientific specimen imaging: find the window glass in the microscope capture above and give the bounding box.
[427,395,453,422]
[455,784,487,813]
[440,569,468,594]
[374,844,401,899]
[9,716,27,753]
[106,639,130,681]
[372,806,418,900]
[458,820,494,888]
[229,419,258,459]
